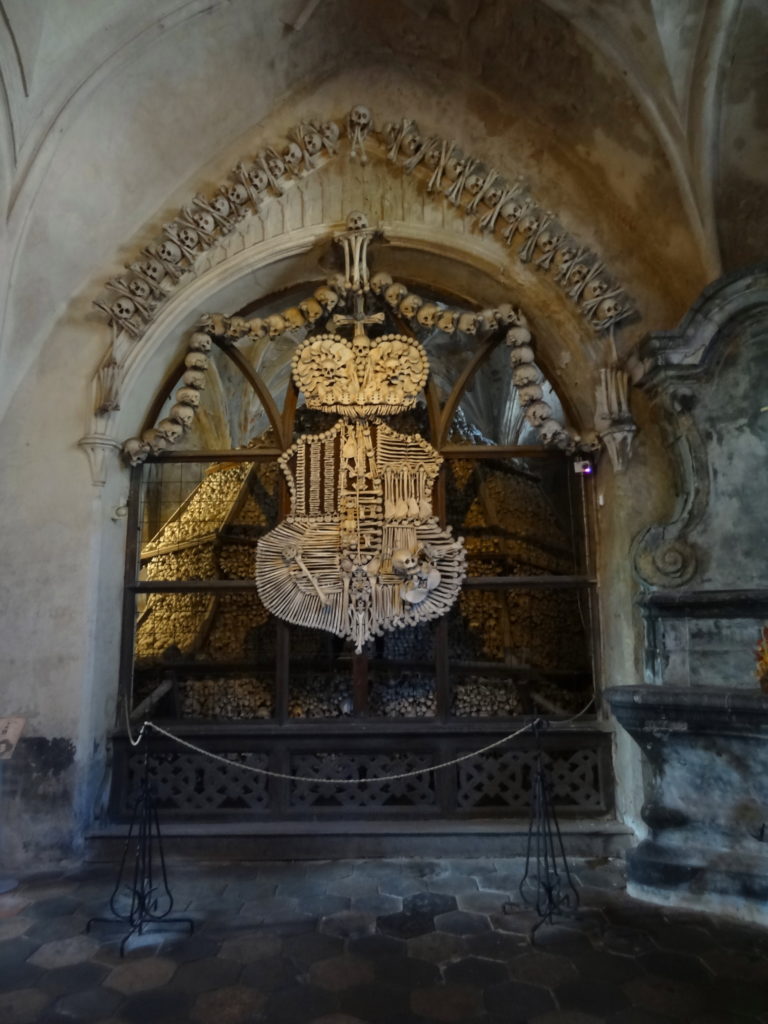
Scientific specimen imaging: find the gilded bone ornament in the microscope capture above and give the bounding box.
[256,241,467,651]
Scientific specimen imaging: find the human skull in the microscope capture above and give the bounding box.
[247,166,269,193]
[321,120,340,148]
[370,272,393,296]
[444,155,464,181]
[122,437,150,467]
[527,400,553,426]
[494,303,517,326]
[399,293,423,319]
[142,428,168,454]
[246,317,268,338]
[282,307,306,331]
[384,282,408,309]
[283,141,303,173]
[156,418,184,444]
[192,210,216,234]
[302,124,323,155]
[519,213,540,237]
[506,325,532,347]
[211,195,232,218]
[265,151,285,179]
[457,312,478,334]
[553,245,576,270]
[392,549,418,576]
[348,105,372,133]
[170,403,195,430]
[484,181,505,208]
[176,386,201,408]
[509,344,535,366]
[517,383,543,406]
[424,143,441,170]
[538,419,563,446]
[111,297,136,321]
[477,308,499,332]
[185,351,209,371]
[569,264,589,287]
[139,258,165,283]
[178,226,200,250]
[536,231,556,255]
[346,210,368,231]
[583,278,608,303]
[500,199,523,225]
[266,314,287,338]
[158,240,182,264]
[596,296,621,322]
[437,310,459,333]
[464,172,485,196]
[299,297,323,323]
[313,285,339,312]
[128,278,151,300]
[512,364,541,388]
[416,303,439,329]
[188,330,213,353]
[227,181,249,205]
[401,127,421,156]
[351,334,370,362]
[182,369,207,390]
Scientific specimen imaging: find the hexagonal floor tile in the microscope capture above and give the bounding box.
[377,911,436,940]
[105,955,177,993]
[434,910,491,936]
[309,954,375,991]
[407,930,467,964]
[402,893,457,917]
[444,956,509,987]
[411,983,484,1022]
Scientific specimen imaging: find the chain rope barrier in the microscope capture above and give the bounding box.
[124,695,596,786]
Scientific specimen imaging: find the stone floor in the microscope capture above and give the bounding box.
[1,856,767,1023]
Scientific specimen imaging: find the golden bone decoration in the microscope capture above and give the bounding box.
[256,231,466,651]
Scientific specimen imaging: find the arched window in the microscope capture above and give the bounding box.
[113,275,609,823]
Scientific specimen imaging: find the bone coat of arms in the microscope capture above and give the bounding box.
[256,213,466,651]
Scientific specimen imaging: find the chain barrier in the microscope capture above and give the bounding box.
[124,695,596,786]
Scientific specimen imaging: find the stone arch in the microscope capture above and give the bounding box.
[83,112,639,484]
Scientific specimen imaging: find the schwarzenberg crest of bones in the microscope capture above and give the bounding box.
[255,212,467,652]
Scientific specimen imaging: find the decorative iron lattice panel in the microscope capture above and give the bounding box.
[456,747,605,813]
[127,750,270,813]
[289,753,436,809]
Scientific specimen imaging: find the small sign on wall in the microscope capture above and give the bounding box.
[0,718,25,760]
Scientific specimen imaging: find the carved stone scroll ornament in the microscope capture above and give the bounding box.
[630,380,706,589]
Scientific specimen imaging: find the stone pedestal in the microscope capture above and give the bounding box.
[606,685,768,925]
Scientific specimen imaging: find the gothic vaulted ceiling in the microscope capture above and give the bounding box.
[0,0,766,420]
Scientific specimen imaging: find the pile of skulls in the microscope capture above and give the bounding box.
[179,676,273,719]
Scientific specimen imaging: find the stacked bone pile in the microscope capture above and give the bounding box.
[136,460,275,668]
[452,678,521,717]
[205,594,269,661]
[369,676,436,717]
[136,593,211,662]
[179,677,273,719]
[143,463,251,550]
[289,675,353,718]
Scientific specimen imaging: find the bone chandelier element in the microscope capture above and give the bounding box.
[255,216,466,651]
[92,105,636,432]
